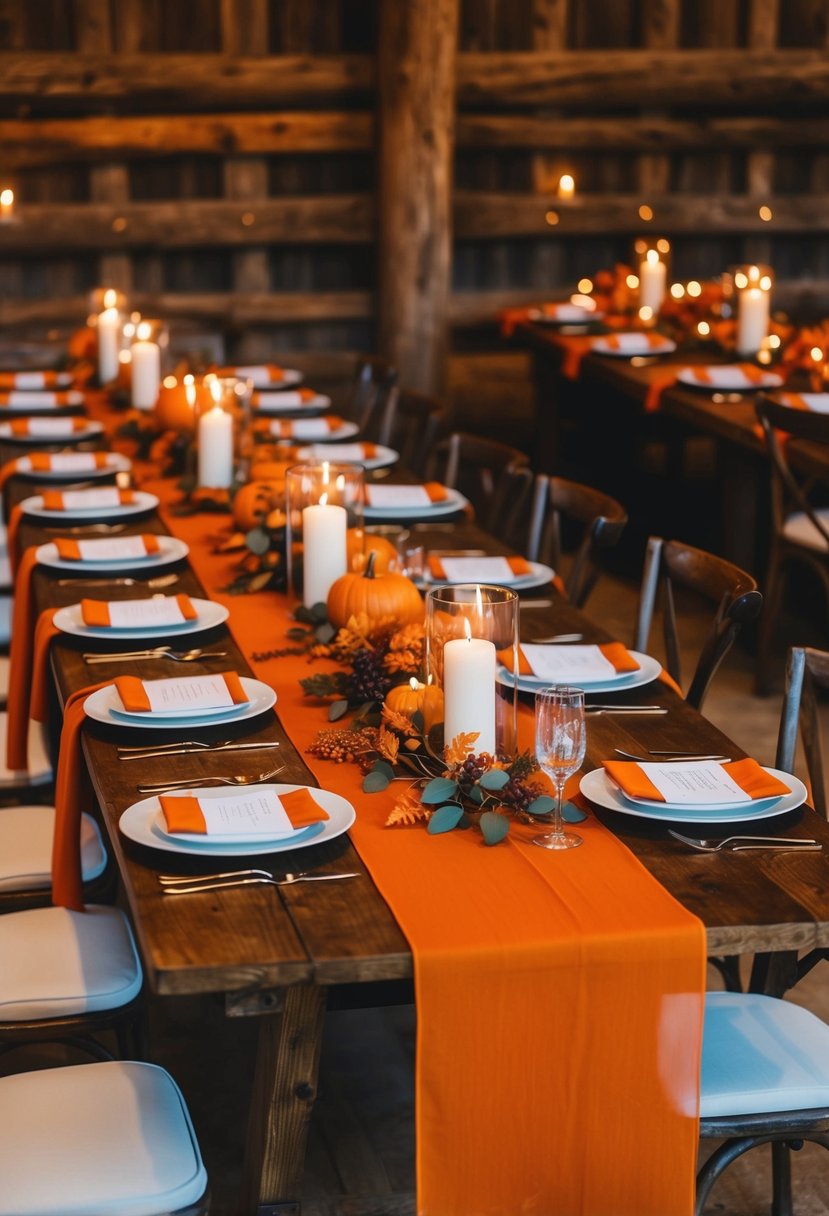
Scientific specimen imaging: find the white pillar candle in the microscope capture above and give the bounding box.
[443,631,496,755]
[736,287,770,356]
[0,188,14,223]
[97,307,120,385]
[131,338,160,410]
[638,250,666,315]
[197,405,233,488]
[302,503,347,608]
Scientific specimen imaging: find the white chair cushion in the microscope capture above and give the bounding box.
[0,714,52,787]
[701,991,829,1117]
[0,596,10,645]
[782,508,829,552]
[0,804,107,891]
[0,1061,207,1216]
[0,905,142,1021]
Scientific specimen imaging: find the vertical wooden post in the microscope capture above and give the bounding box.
[745,0,780,267]
[377,0,459,395]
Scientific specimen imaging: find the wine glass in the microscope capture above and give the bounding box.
[533,686,586,850]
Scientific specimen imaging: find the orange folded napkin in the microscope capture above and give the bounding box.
[644,371,679,413]
[777,392,811,411]
[366,482,447,506]
[602,332,667,352]
[497,640,640,676]
[55,534,160,561]
[159,786,328,836]
[601,756,790,803]
[0,390,77,407]
[429,554,531,581]
[219,363,284,380]
[10,417,86,436]
[269,415,343,438]
[42,488,135,511]
[0,370,68,390]
[80,593,197,628]
[28,452,113,472]
[114,670,247,713]
[52,681,112,911]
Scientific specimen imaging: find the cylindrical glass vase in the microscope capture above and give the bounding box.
[726,264,774,357]
[285,463,365,607]
[424,584,518,760]
[195,374,253,488]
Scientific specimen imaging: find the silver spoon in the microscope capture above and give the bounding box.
[159,872,361,894]
[668,830,821,853]
[137,766,285,794]
[58,572,179,589]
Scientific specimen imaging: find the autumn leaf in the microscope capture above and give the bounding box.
[381,705,419,737]
[376,726,400,765]
[444,731,480,767]
[385,789,430,827]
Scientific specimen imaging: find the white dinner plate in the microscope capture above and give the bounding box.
[0,419,103,443]
[266,417,358,442]
[294,443,398,471]
[496,650,662,695]
[221,366,303,389]
[677,365,783,391]
[528,305,604,325]
[425,560,555,591]
[85,676,276,729]
[15,453,131,481]
[253,392,331,415]
[591,334,677,357]
[771,392,829,415]
[0,370,74,389]
[19,489,159,521]
[364,488,469,521]
[36,535,189,572]
[53,597,228,641]
[579,766,807,824]
[119,784,355,857]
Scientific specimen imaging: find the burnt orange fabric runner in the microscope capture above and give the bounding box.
[145,486,706,1216]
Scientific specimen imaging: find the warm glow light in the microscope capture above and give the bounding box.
[0,188,13,207]
[162,375,177,388]
[570,293,597,311]
[545,209,560,226]
[759,274,772,291]
[558,174,575,199]
[184,373,195,385]
[670,283,686,299]
[638,305,653,322]
[136,321,152,341]
[768,334,781,349]
[656,238,671,254]
[102,289,117,310]
[638,204,654,222]
[734,271,748,289]
[646,248,660,266]
[758,348,772,365]
[687,280,702,297]
[577,277,593,294]
[122,321,136,339]
[759,205,773,222]
[811,346,824,363]
[748,265,760,282]
[241,211,255,226]
[698,321,711,336]
[118,349,131,365]
[626,273,640,289]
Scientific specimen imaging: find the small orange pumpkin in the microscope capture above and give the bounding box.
[326,552,424,629]
[232,480,284,531]
[154,384,199,434]
[346,527,398,574]
[385,678,444,732]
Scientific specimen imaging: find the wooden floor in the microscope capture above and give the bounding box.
[5,567,829,1216]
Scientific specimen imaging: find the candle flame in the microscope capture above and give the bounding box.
[322,461,330,486]
[319,491,329,507]
[409,677,419,691]
[463,617,472,642]
[136,321,152,341]
[734,271,748,289]
[698,320,710,336]
[812,347,824,363]
[569,293,596,311]
[638,305,653,322]
[210,379,222,403]
[759,274,772,292]
[102,288,116,309]
[336,474,345,492]
[646,249,659,266]
[0,188,14,207]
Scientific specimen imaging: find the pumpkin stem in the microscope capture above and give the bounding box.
[364,550,377,579]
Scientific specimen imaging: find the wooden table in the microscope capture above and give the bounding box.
[14,478,829,1216]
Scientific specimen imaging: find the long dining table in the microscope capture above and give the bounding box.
[7,393,829,1216]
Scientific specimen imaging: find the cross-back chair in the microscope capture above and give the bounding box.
[344,355,398,441]
[526,475,627,608]
[428,431,531,542]
[755,394,829,693]
[376,386,447,478]
[634,536,763,710]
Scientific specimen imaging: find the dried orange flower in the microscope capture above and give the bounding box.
[376,726,400,765]
[381,705,419,737]
[444,732,480,767]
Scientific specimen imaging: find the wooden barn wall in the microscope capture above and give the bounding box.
[0,0,828,414]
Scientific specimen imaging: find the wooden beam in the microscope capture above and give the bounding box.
[454,192,829,237]
[0,197,373,251]
[377,0,459,395]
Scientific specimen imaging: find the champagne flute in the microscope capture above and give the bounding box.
[534,686,586,850]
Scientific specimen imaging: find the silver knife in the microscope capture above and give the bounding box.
[118,741,281,760]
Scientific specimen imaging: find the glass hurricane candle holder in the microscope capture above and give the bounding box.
[129,318,168,411]
[633,237,670,321]
[285,463,365,607]
[195,375,253,489]
[726,264,774,357]
[424,584,518,760]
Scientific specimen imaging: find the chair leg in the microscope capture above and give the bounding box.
[709,955,743,992]
[771,1140,795,1216]
[756,546,784,695]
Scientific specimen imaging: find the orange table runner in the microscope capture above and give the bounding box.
[139,484,706,1216]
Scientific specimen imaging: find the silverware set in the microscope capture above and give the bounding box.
[668,830,821,853]
[118,739,281,760]
[59,572,180,590]
[137,767,285,794]
[614,748,731,762]
[585,704,667,716]
[158,869,361,894]
[84,647,229,664]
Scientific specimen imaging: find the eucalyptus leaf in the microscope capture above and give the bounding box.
[411,708,424,733]
[427,804,464,834]
[363,769,390,793]
[527,795,557,817]
[328,699,350,721]
[310,602,329,623]
[245,526,271,556]
[293,605,315,624]
[468,784,484,804]
[478,768,510,791]
[314,622,336,644]
[374,760,396,781]
[480,810,510,846]
[422,777,459,805]
[563,800,589,823]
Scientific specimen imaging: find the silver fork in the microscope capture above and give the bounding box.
[668,830,821,853]
[585,705,668,716]
[137,766,285,794]
[58,573,179,589]
[159,871,361,894]
[615,748,731,762]
[83,647,229,664]
[528,633,584,644]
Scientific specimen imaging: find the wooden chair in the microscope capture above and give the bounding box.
[526,475,627,608]
[755,395,829,693]
[344,355,398,441]
[428,431,531,541]
[0,1060,208,1215]
[376,386,446,478]
[634,536,763,710]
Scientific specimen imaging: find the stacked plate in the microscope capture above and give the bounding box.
[496,646,661,695]
[580,766,807,825]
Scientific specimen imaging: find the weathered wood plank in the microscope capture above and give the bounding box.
[377,0,458,394]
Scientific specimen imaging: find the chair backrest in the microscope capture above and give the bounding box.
[429,431,531,537]
[378,386,447,478]
[634,536,763,710]
[776,645,829,819]
[346,355,398,439]
[526,475,627,608]
[755,394,829,549]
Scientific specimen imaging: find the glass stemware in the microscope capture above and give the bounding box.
[533,685,586,850]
